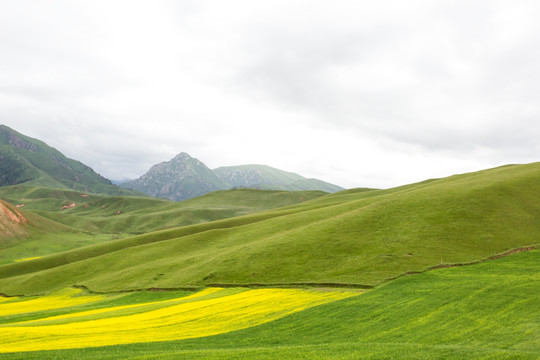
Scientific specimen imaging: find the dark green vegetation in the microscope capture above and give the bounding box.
[121,153,344,201]
[3,249,538,359]
[0,162,538,295]
[0,125,138,196]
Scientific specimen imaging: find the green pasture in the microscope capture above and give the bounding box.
[1,249,537,359]
[0,185,325,234]
[0,187,325,264]
[0,162,538,295]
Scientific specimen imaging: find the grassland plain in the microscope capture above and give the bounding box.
[0,162,538,295]
[0,249,537,359]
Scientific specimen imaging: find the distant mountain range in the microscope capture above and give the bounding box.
[0,125,136,195]
[0,125,344,201]
[121,153,344,201]
[214,164,343,193]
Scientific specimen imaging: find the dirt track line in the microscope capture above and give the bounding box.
[384,245,538,283]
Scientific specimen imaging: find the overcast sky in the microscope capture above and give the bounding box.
[1,0,539,189]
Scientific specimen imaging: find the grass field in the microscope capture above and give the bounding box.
[0,233,119,266]
[0,185,326,234]
[1,249,537,359]
[0,187,325,264]
[0,162,538,295]
[0,162,538,358]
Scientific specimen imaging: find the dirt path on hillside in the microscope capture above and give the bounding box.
[385,245,538,283]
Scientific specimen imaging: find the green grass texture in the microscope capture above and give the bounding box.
[0,162,538,295]
[2,248,537,359]
[0,187,325,264]
[0,185,325,234]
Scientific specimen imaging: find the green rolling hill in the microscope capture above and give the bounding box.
[0,198,90,265]
[0,198,73,240]
[0,186,326,264]
[0,162,538,295]
[0,199,30,239]
[0,185,326,235]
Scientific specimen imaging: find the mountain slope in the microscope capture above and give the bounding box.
[214,164,344,192]
[0,125,139,195]
[0,184,325,234]
[0,162,538,295]
[122,153,228,201]
[0,198,71,240]
[0,198,84,264]
[122,156,344,201]
[214,164,304,187]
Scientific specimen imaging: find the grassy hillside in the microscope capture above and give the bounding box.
[0,187,326,264]
[0,186,325,234]
[0,199,104,265]
[0,199,74,241]
[0,162,538,295]
[0,199,30,239]
[1,248,537,359]
[0,195,117,265]
[0,125,140,196]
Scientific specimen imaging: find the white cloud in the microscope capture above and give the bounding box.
[1,0,540,189]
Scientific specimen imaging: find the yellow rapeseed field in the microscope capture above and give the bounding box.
[0,288,104,317]
[0,287,359,353]
[15,287,225,326]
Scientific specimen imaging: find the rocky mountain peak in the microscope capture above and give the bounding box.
[0,125,38,152]
[172,152,193,161]
[121,152,227,201]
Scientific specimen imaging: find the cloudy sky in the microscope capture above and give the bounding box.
[1,0,539,189]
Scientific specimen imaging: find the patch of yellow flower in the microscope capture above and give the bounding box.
[0,288,104,317]
[0,287,358,353]
[14,256,42,262]
[15,287,226,326]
